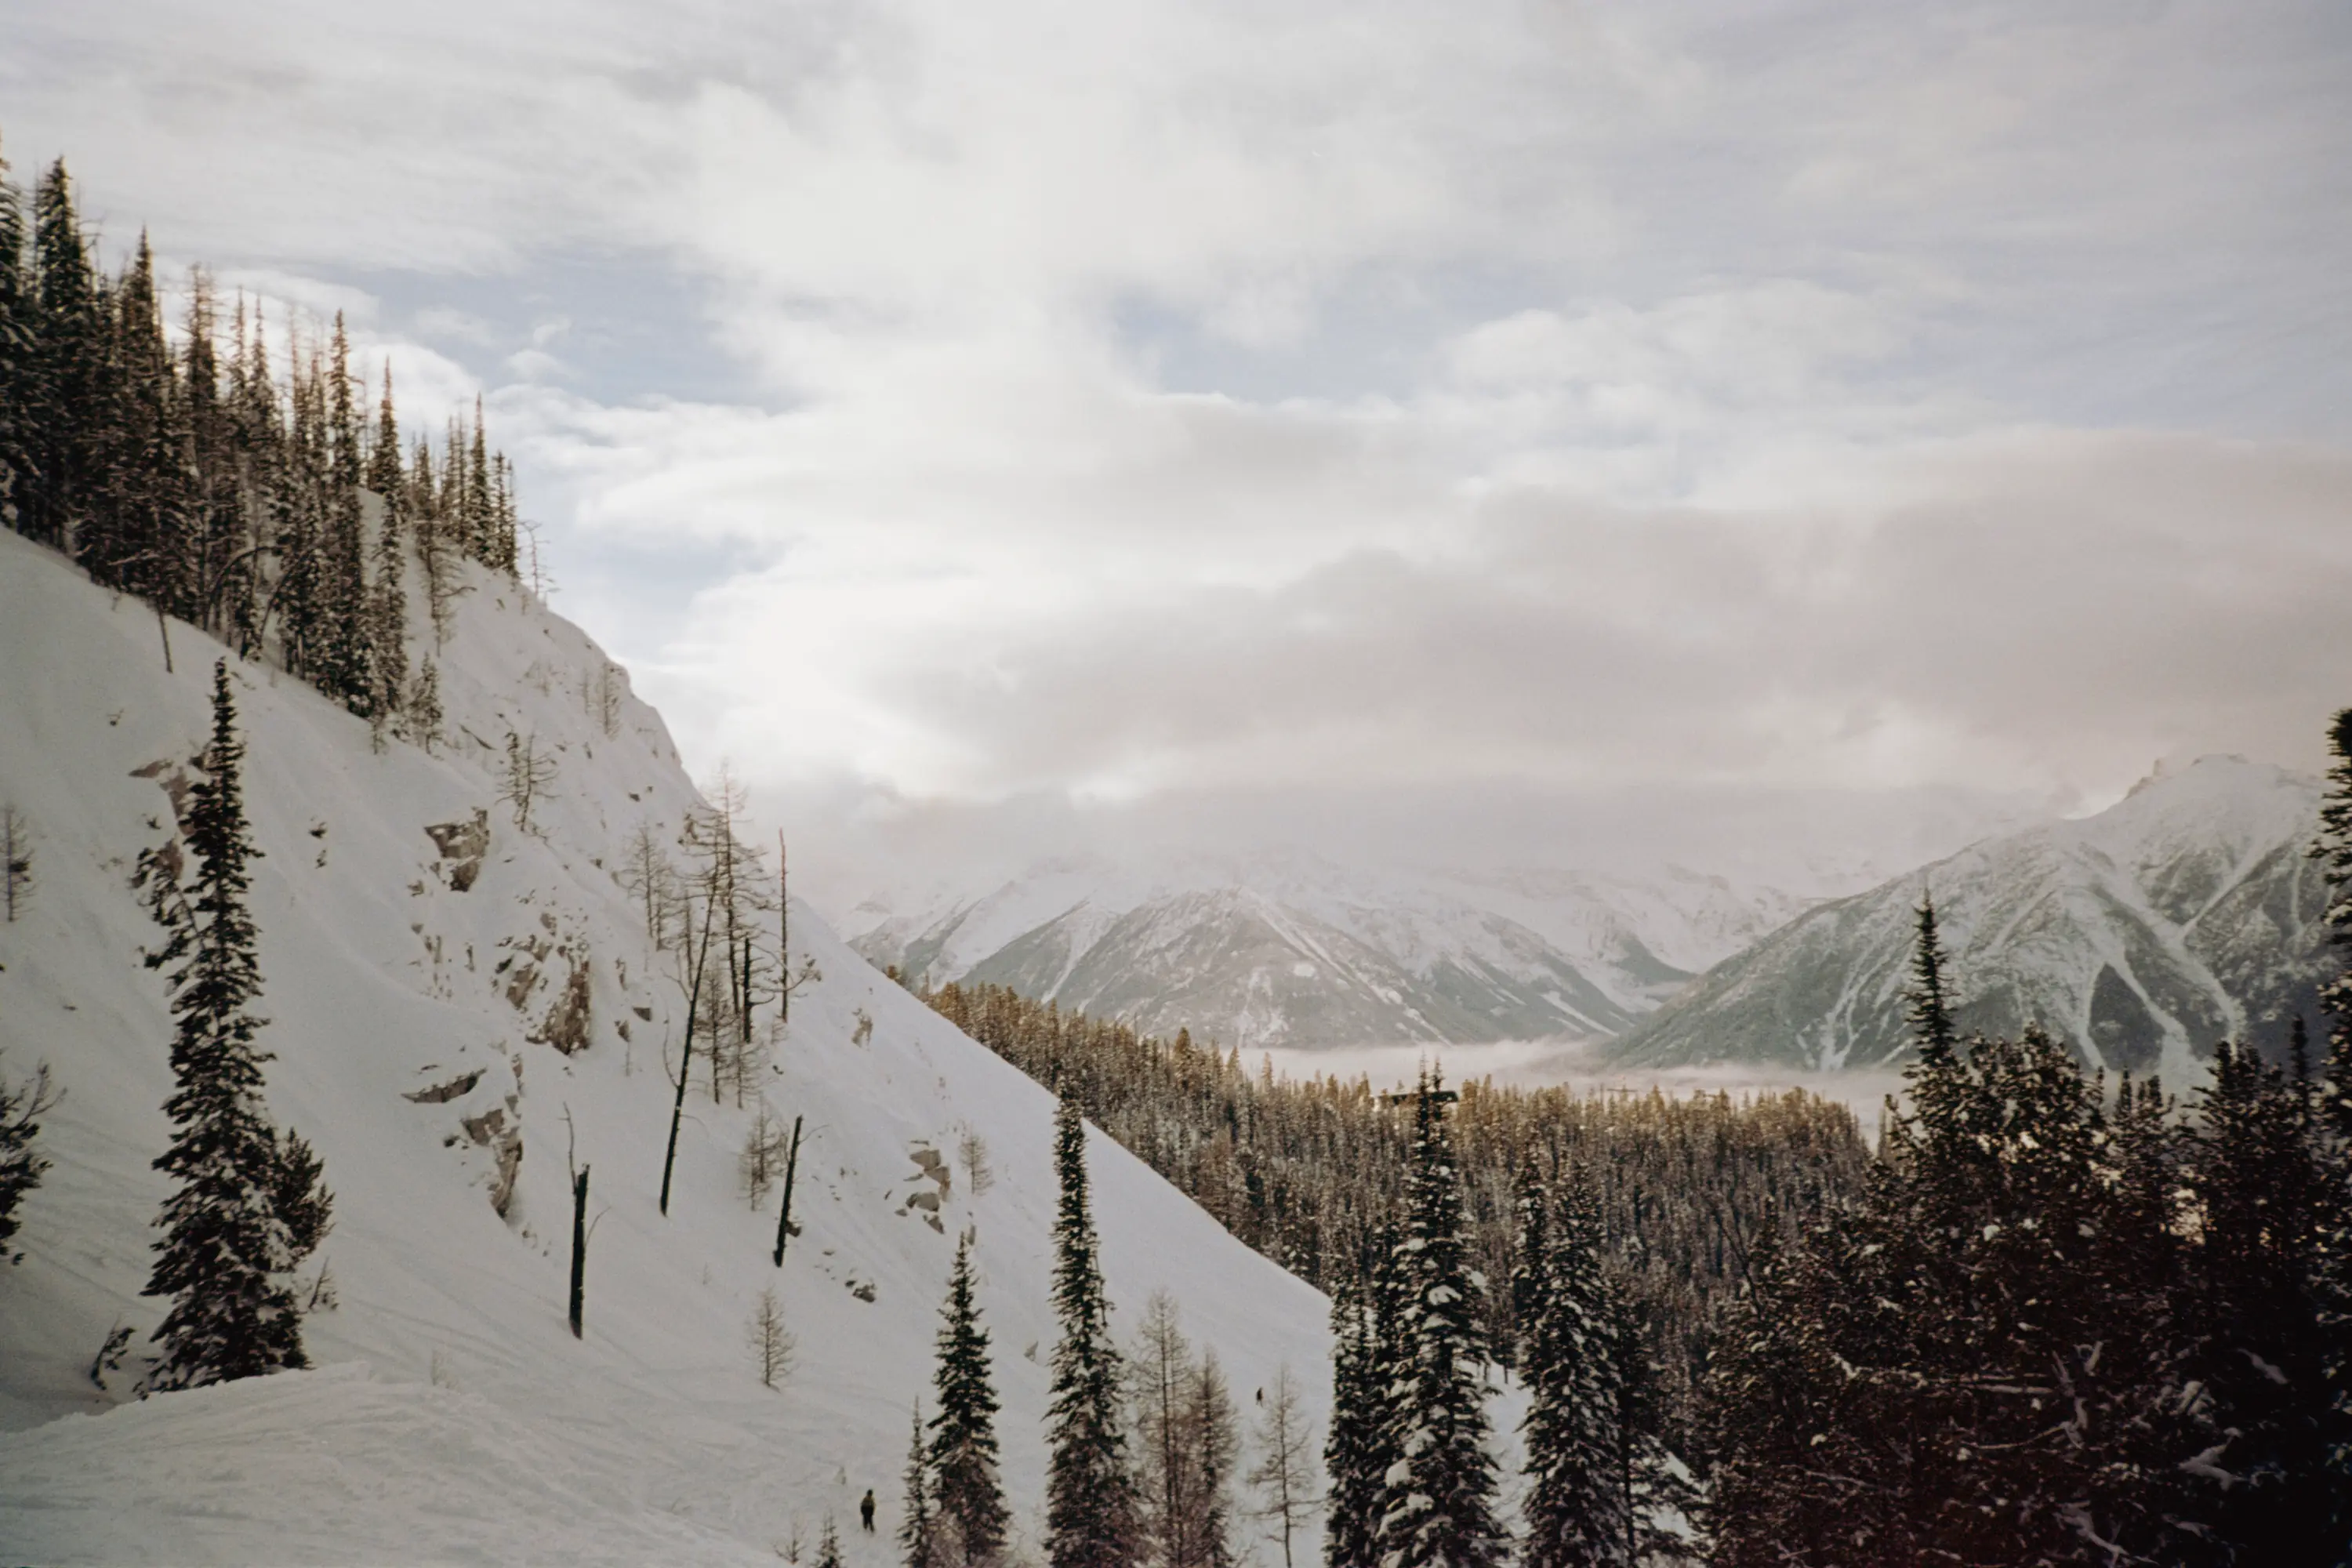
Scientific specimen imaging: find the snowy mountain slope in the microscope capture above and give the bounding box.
[845,854,1818,1051]
[1605,757,2330,1079]
[0,527,1331,1563]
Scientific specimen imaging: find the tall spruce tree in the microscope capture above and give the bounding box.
[902,1401,939,1568]
[1519,1172,1626,1568]
[2308,706,2352,1547]
[1374,1070,1503,1568]
[2183,1041,2341,1561]
[928,1234,1010,1568]
[1045,1091,1138,1568]
[145,659,327,1387]
[29,158,101,554]
[0,134,29,536]
[1324,1270,1385,1568]
[311,314,372,713]
[362,368,408,743]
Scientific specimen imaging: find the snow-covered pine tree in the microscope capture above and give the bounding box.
[2297,708,2352,1550]
[311,314,372,714]
[1045,1091,1139,1568]
[0,134,29,538]
[929,1233,1009,1568]
[1323,1271,1384,1568]
[901,1401,939,1568]
[1519,1171,1625,1568]
[363,365,407,742]
[1693,1210,1852,1567]
[2182,1040,2339,1559]
[0,1051,58,1258]
[1504,1163,1546,1374]
[29,158,102,555]
[144,659,326,1388]
[1374,1069,1503,1568]
[816,1515,843,1568]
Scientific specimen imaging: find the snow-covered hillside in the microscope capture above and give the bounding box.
[1606,757,2331,1079]
[845,854,1819,1052]
[0,528,1330,1563]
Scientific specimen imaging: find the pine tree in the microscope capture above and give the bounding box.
[902,1402,938,1568]
[144,659,323,1387]
[2182,1041,2340,1559]
[2300,709,2352,1555]
[0,134,30,536]
[403,656,442,753]
[1519,1173,1625,1568]
[29,158,102,554]
[1374,1070,1503,1568]
[310,314,372,713]
[1045,1091,1139,1568]
[1324,1271,1385,1568]
[0,1051,58,1258]
[1503,1163,1545,1374]
[929,1234,1010,1568]
[817,1515,843,1568]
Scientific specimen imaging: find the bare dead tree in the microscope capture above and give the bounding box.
[618,819,679,950]
[959,1128,995,1198]
[1,804,33,922]
[741,1104,794,1207]
[748,1286,794,1388]
[1247,1363,1319,1568]
[771,1114,804,1268]
[565,1105,591,1339]
[498,729,557,833]
[658,887,717,1218]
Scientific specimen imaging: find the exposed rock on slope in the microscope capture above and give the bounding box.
[1606,757,2329,1078]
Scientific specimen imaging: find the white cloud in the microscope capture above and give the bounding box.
[7,0,2349,900]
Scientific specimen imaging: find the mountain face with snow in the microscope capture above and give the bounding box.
[1606,757,2332,1080]
[846,855,1820,1051]
[0,528,1330,1563]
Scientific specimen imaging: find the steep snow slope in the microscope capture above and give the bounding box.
[1606,757,2329,1079]
[846,854,1819,1051]
[0,528,1330,1563]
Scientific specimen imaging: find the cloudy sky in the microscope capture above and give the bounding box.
[10,0,2350,906]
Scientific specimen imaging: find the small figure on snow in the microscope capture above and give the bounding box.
[859,1487,876,1532]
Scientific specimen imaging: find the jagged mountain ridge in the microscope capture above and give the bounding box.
[1606,757,2331,1078]
[847,855,1822,1051]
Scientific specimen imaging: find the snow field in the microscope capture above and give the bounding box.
[0,527,1332,1564]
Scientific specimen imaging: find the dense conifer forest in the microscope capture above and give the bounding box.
[913,976,1872,1447]
[0,139,523,735]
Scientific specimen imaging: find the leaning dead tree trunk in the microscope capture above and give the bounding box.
[569,1162,590,1338]
[772,1113,804,1267]
[659,891,716,1217]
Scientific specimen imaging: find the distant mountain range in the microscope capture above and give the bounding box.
[1605,757,2332,1078]
[844,757,2333,1075]
[844,855,1822,1051]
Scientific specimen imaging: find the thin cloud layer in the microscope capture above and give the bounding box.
[6,0,2348,903]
